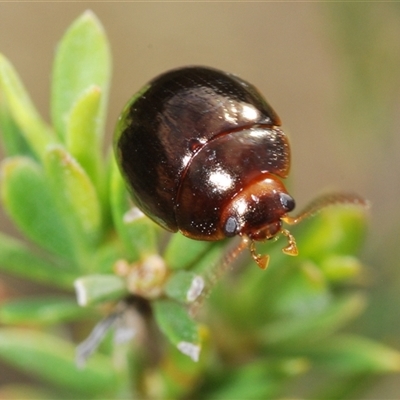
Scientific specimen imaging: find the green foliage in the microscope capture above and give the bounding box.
[0,328,118,397]
[0,10,398,400]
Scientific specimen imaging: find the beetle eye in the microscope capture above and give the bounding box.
[279,193,295,212]
[224,216,239,237]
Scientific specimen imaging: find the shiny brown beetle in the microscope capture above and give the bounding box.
[114,66,365,268]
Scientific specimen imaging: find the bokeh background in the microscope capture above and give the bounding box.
[0,2,399,398]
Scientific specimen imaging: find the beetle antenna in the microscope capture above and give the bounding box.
[190,238,248,316]
[282,192,369,225]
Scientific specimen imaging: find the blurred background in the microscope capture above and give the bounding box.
[0,2,399,398]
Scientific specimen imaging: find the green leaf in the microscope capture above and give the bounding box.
[110,158,159,260]
[0,297,92,325]
[268,261,330,318]
[92,239,129,274]
[262,293,366,346]
[208,372,278,400]
[74,274,128,306]
[153,299,200,361]
[165,271,205,303]
[187,242,228,308]
[164,233,214,270]
[0,232,75,288]
[0,157,77,261]
[0,328,118,396]
[304,335,400,374]
[320,254,362,282]
[0,97,34,157]
[293,206,368,263]
[191,242,226,275]
[160,338,211,399]
[51,10,111,141]
[310,374,376,400]
[44,145,103,264]
[0,53,55,160]
[205,359,308,400]
[65,85,103,192]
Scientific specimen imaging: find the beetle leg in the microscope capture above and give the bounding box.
[246,238,270,270]
[190,238,248,316]
[280,228,298,256]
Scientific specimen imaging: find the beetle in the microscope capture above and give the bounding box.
[114,66,365,269]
